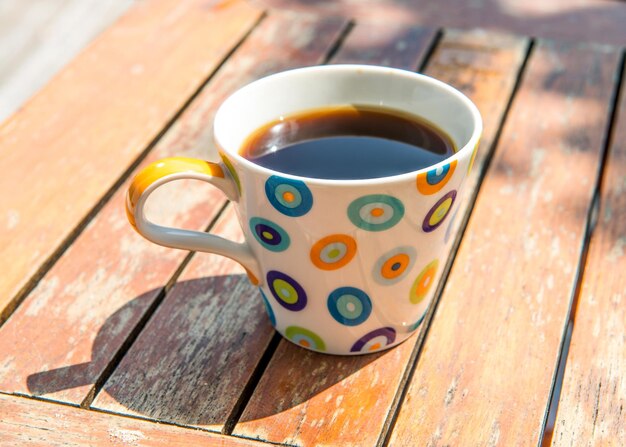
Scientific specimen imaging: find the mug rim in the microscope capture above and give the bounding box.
[213,64,483,186]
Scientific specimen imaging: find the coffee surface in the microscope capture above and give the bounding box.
[239,105,455,180]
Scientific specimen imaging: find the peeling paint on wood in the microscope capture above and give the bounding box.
[0,394,265,446]
[0,0,262,319]
[233,28,528,447]
[0,14,347,405]
[329,23,436,70]
[551,64,626,447]
[91,206,276,431]
[388,40,621,446]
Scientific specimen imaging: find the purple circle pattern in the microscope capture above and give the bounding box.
[350,327,397,352]
[422,190,457,232]
[266,270,307,311]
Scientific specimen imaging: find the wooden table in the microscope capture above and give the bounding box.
[1,1,624,445]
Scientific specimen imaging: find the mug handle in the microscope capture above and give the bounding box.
[126,157,262,284]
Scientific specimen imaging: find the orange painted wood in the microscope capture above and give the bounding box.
[0,394,264,447]
[388,41,622,446]
[0,14,347,405]
[550,65,626,446]
[91,205,273,431]
[0,0,262,320]
[233,29,529,447]
[330,23,436,70]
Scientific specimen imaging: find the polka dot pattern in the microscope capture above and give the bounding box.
[416,159,457,195]
[348,194,404,232]
[249,217,290,252]
[267,270,307,311]
[310,234,357,270]
[286,326,326,351]
[350,327,396,353]
[410,259,439,304]
[422,190,457,233]
[373,246,417,285]
[327,287,372,326]
[265,175,313,217]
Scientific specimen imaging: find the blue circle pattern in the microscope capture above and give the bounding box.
[327,287,372,326]
[259,289,276,326]
[426,164,451,185]
[265,175,313,217]
[249,217,290,252]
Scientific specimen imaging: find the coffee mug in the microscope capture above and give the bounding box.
[126,65,482,355]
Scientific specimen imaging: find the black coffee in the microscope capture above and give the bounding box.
[239,105,455,180]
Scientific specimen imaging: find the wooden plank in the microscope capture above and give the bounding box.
[0,0,134,123]
[329,23,436,70]
[91,206,273,431]
[233,29,529,447]
[0,14,347,406]
[260,0,626,46]
[550,65,626,446]
[91,15,348,430]
[92,21,434,439]
[0,394,264,447]
[388,41,622,446]
[0,0,262,320]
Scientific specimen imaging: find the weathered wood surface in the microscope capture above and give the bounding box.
[260,0,626,46]
[550,64,626,446]
[388,41,622,446]
[0,0,134,123]
[0,394,264,447]
[91,206,274,431]
[89,14,347,430]
[93,20,436,440]
[0,14,347,406]
[233,29,529,447]
[328,23,436,70]
[0,0,262,321]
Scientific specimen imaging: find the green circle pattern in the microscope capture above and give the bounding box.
[285,326,326,351]
[347,194,405,231]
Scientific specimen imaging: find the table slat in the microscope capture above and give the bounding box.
[90,20,435,441]
[0,394,264,447]
[389,40,621,446]
[551,64,626,446]
[92,206,272,431]
[329,23,436,70]
[0,14,347,405]
[0,0,262,320]
[233,29,529,447]
[84,14,348,429]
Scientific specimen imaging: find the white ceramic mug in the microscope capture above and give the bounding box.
[126,65,482,355]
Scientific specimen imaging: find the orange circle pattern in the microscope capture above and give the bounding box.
[310,234,357,271]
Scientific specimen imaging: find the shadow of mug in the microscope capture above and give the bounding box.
[26,274,384,428]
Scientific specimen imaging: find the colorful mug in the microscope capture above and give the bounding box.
[126,65,482,355]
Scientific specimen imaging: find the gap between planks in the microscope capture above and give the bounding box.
[0,10,267,327]
[83,14,355,421]
[81,200,232,408]
[539,49,626,447]
[0,391,282,447]
[376,37,536,447]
